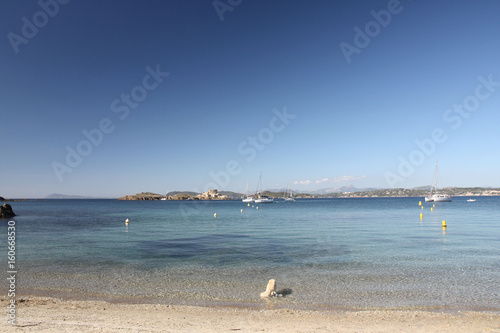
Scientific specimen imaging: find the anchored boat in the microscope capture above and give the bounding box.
[425,160,452,202]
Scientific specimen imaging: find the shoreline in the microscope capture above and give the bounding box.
[5,295,500,332]
[16,288,500,314]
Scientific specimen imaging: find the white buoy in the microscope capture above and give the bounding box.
[241,209,243,213]
[125,218,129,224]
[214,213,217,218]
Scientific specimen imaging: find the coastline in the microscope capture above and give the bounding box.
[5,296,500,332]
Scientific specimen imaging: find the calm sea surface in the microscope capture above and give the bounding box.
[1,197,499,311]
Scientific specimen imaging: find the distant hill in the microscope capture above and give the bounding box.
[219,191,244,200]
[166,191,243,200]
[119,190,243,201]
[308,185,380,195]
[413,185,432,191]
[316,186,500,198]
[118,192,164,200]
[45,193,99,199]
[166,191,200,197]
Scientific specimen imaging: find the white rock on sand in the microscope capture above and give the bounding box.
[260,278,277,298]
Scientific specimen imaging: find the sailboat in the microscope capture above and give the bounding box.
[242,181,254,202]
[161,191,168,200]
[254,171,274,203]
[424,160,452,202]
[284,181,295,202]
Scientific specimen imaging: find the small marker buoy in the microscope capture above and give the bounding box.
[420,213,423,220]
[241,209,243,213]
[214,213,217,218]
[431,207,433,212]
[433,204,435,208]
[421,206,424,210]
[125,218,129,224]
[419,201,422,206]
[442,220,447,228]
[247,203,250,206]
[256,206,259,210]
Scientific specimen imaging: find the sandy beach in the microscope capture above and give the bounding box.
[3,296,499,333]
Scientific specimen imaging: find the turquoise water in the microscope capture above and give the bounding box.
[1,197,499,311]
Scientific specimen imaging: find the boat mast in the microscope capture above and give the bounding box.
[430,158,438,197]
[259,171,263,197]
[433,159,439,194]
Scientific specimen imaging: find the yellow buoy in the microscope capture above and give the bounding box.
[247,203,250,206]
[442,220,447,228]
[421,206,424,209]
[419,201,422,206]
[420,213,423,220]
[431,207,433,212]
[433,204,435,208]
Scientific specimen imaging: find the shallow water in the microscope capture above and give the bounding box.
[1,197,499,311]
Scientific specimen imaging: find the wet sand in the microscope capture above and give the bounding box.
[3,296,499,332]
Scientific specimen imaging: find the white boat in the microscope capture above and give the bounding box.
[255,196,274,203]
[254,171,274,203]
[467,198,476,202]
[424,160,452,202]
[428,194,452,202]
[283,181,295,202]
[161,191,168,200]
[242,181,254,202]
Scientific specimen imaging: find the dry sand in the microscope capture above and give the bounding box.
[2,296,499,333]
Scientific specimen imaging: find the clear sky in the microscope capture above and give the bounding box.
[1,0,499,198]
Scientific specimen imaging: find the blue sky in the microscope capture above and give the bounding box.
[1,0,499,198]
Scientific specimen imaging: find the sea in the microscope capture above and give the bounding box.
[1,197,499,312]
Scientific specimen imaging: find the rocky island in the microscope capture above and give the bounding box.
[0,203,16,218]
[118,189,230,201]
[118,192,164,200]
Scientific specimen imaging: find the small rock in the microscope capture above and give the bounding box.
[0,204,15,218]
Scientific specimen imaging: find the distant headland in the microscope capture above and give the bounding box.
[117,186,500,201]
[118,189,237,201]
